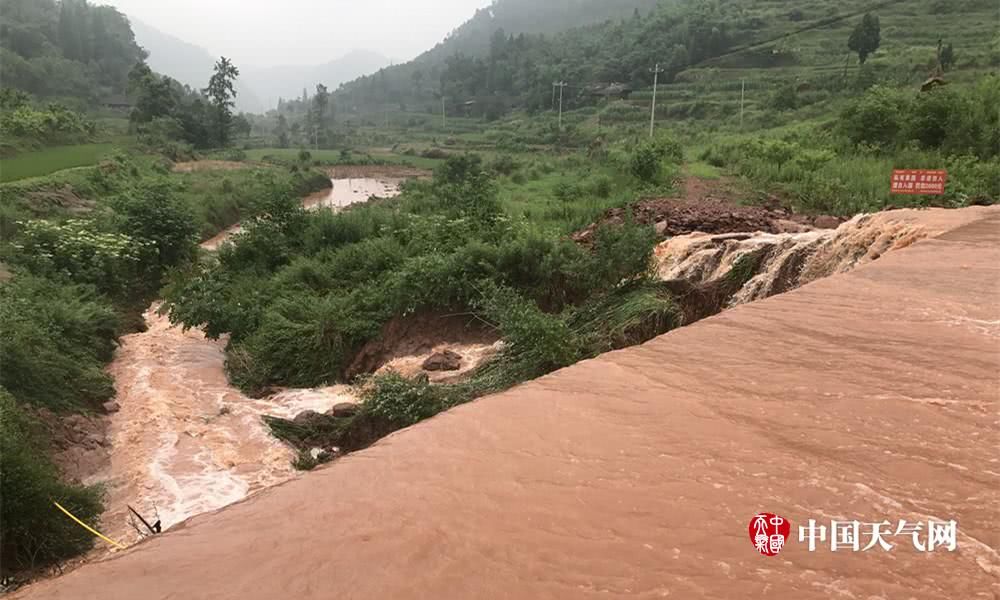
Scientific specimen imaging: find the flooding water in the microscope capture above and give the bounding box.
[303,177,402,210]
[201,178,402,251]
[22,206,1000,599]
[655,213,931,306]
[96,179,399,544]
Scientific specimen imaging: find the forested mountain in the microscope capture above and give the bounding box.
[129,19,388,113]
[427,0,661,59]
[128,18,264,113]
[335,0,1000,120]
[243,50,391,110]
[0,0,145,104]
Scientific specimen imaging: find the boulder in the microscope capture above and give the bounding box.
[814,216,841,230]
[292,410,326,428]
[422,350,463,372]
[772,219,812,234]
[103,401,121,414]
[328,403,359,418]
[654,221,669,237]
[309,448,333,463]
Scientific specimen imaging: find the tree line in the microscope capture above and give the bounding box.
[0,0,145,104]
[128,56,247,150]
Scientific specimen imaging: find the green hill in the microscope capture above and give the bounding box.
[0,0,145,105]
[333,0,999,123]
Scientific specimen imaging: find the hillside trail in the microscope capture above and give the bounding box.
[18,205,999,599]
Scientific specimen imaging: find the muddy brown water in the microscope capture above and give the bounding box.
[83,179,400,546]
[200,177,402,251]
[18,206,999,599]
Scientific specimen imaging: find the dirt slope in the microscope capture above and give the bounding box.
[18,207,1000,600]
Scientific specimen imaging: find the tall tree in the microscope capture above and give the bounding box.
[205,56,239,147]
[275,114,290,148]
[938,40,956,72]
[848,13,881,64]
[313,83,330,127]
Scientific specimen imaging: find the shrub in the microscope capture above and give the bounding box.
[630,143,662,183]
[652,135,684,163]
[553,181,581,203]
[420,148,449,160]
[475,282,583,382]
[9,219,145,299]
[0,391,104,573]
[771,83,800,111]
[840,86,912,148]
[0,275,118,410]
[590,175,613,198]
[110,179,199,283]
[489,154,519,176]
[360,372,448,428]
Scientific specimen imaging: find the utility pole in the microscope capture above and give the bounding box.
[649,63,664,138]
[554,81,567,130]
[440,96,446,130]
[739,78,746,129]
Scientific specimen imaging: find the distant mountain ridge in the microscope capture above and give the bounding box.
[128,18,390,113]
[244,50,392,108]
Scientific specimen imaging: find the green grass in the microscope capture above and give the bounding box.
[0,143,119,182]
[686,161,723,179]
[245,146,448,171]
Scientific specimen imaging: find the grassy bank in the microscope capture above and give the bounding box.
[0,143,120,183]
[0,152,330,575]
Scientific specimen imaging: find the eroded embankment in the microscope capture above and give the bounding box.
[66,175,411,549]
[270,208,987,459]
[654,210,935,313]
[17,205,999,600]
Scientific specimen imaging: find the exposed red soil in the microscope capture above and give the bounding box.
[573,176,842,243]
[345,312,499,380]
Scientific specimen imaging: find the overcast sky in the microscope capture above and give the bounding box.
[103,0,493,68]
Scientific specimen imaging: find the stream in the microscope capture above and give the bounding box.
[92,178,401,544]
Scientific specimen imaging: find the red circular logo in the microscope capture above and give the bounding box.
[749,513,791,556]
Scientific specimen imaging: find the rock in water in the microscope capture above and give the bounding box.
[328,403,359,418]
[422,350,463,372]
[813,215,841,229]
[292,411,326,428]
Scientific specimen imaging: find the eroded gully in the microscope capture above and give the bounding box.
[91,177,402,546]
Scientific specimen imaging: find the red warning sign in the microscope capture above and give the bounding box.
[891,169,947,195]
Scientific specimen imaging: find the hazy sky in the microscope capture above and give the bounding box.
[103,0,493,68]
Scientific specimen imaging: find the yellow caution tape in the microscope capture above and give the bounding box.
[53,501,125,550]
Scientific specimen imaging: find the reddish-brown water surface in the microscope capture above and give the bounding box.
[19,206,999,598]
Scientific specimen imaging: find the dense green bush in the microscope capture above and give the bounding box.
[9,219,145,299]
[840,86,912,148]
[109,179,199,282]
[841,77,999,158]
[360,372,450,428]
[167,155,661,393]
[0,390,104,574]
[0,93,95,149]
[630,142,662,183]
[0,275,118,411]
